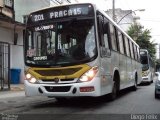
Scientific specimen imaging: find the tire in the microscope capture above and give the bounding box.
[110,81,118,101]
[155,90,159,99]
[132,80,137,91]
[132,74,138,91]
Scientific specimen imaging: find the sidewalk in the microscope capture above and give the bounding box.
[10,84,25,91]
[0,84,25,99]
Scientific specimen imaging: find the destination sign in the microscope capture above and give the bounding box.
[35,25,54,31]
[29,4,94,22]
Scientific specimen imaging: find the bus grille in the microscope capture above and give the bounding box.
[45,86,71,92]
[34,68,82,76]
[41,78,74,82]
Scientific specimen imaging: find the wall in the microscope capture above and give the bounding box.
[0,26,25,83]
[14,0,50,23]
[0,27,13,43]
[10,30,24,83]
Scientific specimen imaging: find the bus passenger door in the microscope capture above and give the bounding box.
[97,13,111,94]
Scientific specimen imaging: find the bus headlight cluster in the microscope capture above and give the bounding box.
[79,66,98,82]
[25,73,37,84]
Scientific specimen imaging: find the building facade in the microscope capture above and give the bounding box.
[15,0,79,23]
[0,0,25,89]
[14,0,50,23]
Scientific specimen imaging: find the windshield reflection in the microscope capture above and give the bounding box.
[25,19,97,66]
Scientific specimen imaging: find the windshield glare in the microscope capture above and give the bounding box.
[25,19,97,66]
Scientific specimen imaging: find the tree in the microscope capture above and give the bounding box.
[127,23,157,59]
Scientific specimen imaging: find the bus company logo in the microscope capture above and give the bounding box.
[54,78,60,83]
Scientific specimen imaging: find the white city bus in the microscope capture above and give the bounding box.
[140,49,155,83]
[24,3,142,101]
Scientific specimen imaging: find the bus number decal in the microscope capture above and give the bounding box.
[34,14,44,22]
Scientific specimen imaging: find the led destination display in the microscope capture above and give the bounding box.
[29,4,94,22]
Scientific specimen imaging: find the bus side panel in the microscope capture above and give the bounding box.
[119,54,127,89]
[111,51,119,85]
[126,57,132,87]
[137,61,142,84]
[100,53,112,95]
[131,59,136,86]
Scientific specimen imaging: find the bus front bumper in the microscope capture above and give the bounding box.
[24,79,101,97]
[142,77,149,82]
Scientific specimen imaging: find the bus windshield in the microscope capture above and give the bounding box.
[140,55,149,71]
[25,18,97,67]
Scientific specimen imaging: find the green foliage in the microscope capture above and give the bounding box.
[127,23,157,60]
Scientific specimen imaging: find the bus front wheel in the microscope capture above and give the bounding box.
[110,81,117,100]
[110,78,119,101]
[132,74,138,91]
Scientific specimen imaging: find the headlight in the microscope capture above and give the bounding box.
[79,66,98,82]
[25,73,38,84]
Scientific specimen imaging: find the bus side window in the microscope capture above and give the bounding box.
[110,24,117,51]
[97,14,104,46]
[129,41,134,59]
[124,36,130,57]
[137,47,140,62]
[114,27,120,52]
[132,43,136,60]
[97,13,111,57]
[118,31,124,54]
[134,45,138,60]
[128,38,131,57]
[103,17,111,50]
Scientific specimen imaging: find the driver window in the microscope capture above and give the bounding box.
[97,13,111,49]
[103,18,110,49]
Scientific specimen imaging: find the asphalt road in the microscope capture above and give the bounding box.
[0,81,160,120]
